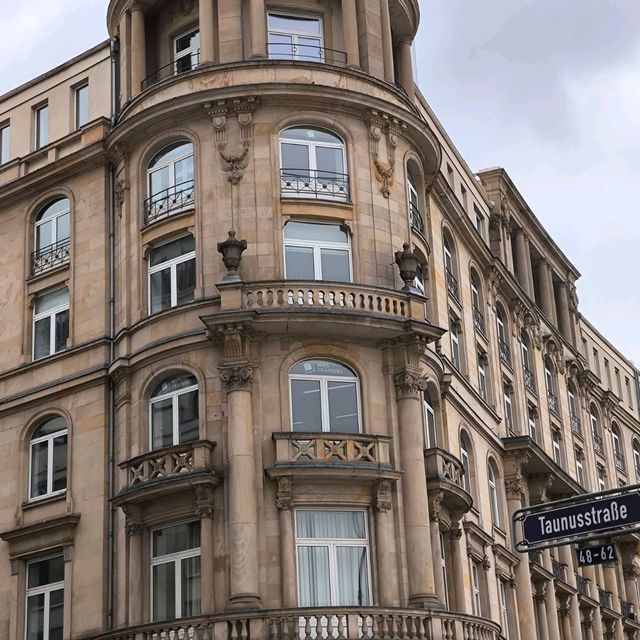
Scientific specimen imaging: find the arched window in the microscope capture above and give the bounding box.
[422,389,437,448]
[443,232,459,300]
[33,198,71,275]
[590,404,604,454]
[279,126,348,200]
[289,359,360,433]
[496,305,510,365]
[611,423,625,471]
[487,460,501,527]
[29,416,68,500]
[460,432,474,496]
[145,141,195,224]
[470,270,485,335]
[407,168,424,234]
[150,374,199,450]
[633,440,640,482]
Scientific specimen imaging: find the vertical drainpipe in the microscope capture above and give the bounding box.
[107,36,119,631]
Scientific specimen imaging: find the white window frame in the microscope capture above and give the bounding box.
[423,392,437,448]
[528,408,537,442]
[568,387,577,417]
[470,560,482,616]
[545,363,555,395]
[35,199,70,252]
[32,288,69,359]
[289,361,361,433]
[148,237,196,313]
[25,555,64,640]
[449,317,460,369]
[477,353,487,401]
[283,221,352,281]
[503,384,514,431]
[471,277,481,310]
[521,335,530,369]
[149,378,199,448]
[268,12,324,62]
[29,422,67,501]
[294,508,372,606]
[597,465,606,492]
[474,207,484,237]
[496,311,506,342]
[173,29,200,75]
[35,103,48,150]
[460,438,471,494]
[0,122,9,164]
[150,520,201,621]
[488,464,501,527]
[439,533,449,608]
[147,142,195,209]
[499,579,511,640]
[612,428,622,457]
[576,449,585,486]
[74,83,89,129]
[552,430,562,465]
[443,239,454,274]
[590,410,599,441]
[633,443,640,480]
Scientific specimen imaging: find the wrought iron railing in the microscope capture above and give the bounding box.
[524,366,536,394]
[473,307,486,336]
[144,180,195,224]
[551,558,566,581]
[571,413,582,436]
[445,269,459,301]
[280,168,350,201]
[548,391,559,416]
[615,451,626,472]
[409,202,425,235]
[575,573,588,596]
[593,432,604,455]
[599,587,611,609]
[498,339,511,366]
[620,598,634,620]
[636,466,640,483]
[31,238,71,275]
[142,52,201,90]
[528,550,542,565]
[268,42,347,65]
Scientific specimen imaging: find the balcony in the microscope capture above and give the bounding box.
[31,239,70,276]
[142,52,201,91]
[620,598,635,621]
[575,573,589,597]
[409,202,425,236]
[523,366,536,394]
[571,413,582,437]
[593,432,604,455]
[270,432,398,484]
[615,451,626,472]
[498,339,511,366]
[115,440,220,505]
[551,558,566,581]
[268,42,347,66]
[547,392,559,417]
[445,269,459,301]
[599,587,611,609]
[280,168,350,201]
[424,448,473,516]
[472,307,486,336]
[528,550,542,566]
[87,608,502,640]
[144,180,195,225]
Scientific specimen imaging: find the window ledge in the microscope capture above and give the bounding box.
[26,262,70,294]
[22,491,67,511]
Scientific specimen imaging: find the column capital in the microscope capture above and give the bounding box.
[219,362,254,391]
[123,504,143,536]
[374,479,393,512]
[504,474,526,500]
[394,368,427,399]
[276,477,293,511]
[194,485,215,518]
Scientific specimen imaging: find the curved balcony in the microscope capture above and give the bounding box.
[114,439,220,507]
[88,607,502,640]
[203,280,444,343]
[424,448,473,519]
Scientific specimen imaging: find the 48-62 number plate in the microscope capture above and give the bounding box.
[576,543,616,566]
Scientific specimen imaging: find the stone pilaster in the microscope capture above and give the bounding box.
[374,479,397,606]
[199,0,216,63]
[123,504,143,625]
[276,477,296,607]
[130,4,146,96]
[249,0,266,58]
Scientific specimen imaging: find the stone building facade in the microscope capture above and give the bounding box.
[0,2,639,640]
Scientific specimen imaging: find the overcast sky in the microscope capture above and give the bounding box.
[2,0,638,365]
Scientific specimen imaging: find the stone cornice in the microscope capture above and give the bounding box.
[0,513,81,559]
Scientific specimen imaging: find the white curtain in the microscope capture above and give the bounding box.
[297,546,330,606]
[296,511,365,539]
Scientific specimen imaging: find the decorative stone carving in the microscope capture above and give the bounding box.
[276,477,293,511]
[429,490,445,522]
[215,322,253,358]
[114,179,128,218]
[504,476,525,500]
[194,485,215,518]
[529,473,554,504]
[218,141,250,185]
[374,479,392,513]
[123,504,143,536]
[394,370,427,399]
[219,364,254,391]
[368,109,405,198]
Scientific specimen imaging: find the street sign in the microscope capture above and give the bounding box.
[513,484,640,552]
[576,543,617,566]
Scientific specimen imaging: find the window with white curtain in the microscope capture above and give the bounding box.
[33,288,69,360]
[460,435,471,495]
[26,555,64,640]
[295,510,370,606]
[422,390,437,448]
[470,560,482,616]
[149,374,198,450]
[439,533,449,608]
[488,462,501,527]
[499,578,511,639]
[151,521,201,621]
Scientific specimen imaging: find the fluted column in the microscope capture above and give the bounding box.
[449,528,467,613]
[124,506,143,625]
[130,4,146,96]
[276,478,296,607]
[249,0,266,58]
[199,0,215,63]
[583,566,605,639]
[514,229,531,296]
[379,0,394,83]
[397,38,415,101]
[538,259,554,320]
[374,480,397,606]
[584,610,595,640]
[603,563,624,640]
[534,582,549,640]
[559,546,582,638]
[542,552,561,639]
[556,282,573,340]
[197,491,216,613]
[220,361,261,609]
[505,477,537,638]
[394,369,439,607]
[341,0,360,67]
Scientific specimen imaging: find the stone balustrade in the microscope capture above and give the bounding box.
[424,448,465,490]
[88,607,503,640]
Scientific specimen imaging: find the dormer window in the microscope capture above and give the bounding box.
[268,13,323,62]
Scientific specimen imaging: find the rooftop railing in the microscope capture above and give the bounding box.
[31,238,70,275]
[280,168,350,201]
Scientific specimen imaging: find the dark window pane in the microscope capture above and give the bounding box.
[152,374,197,397]
[336,546,369,605]
[320,248,349,281]
[285,245,314,279]
[33,416,66,438]
[176,257,196,306]
[34,317,51,359]
[153,521,200,556]
[151,398,174,449]
[178,390,198,443]
[52,434,67,492]
[327,380,359,433]
[75,84,89,128]
[36,220,53,250]
[54,309,69,352]
[28,556,65,588]
[56,212,70,242]
[150,268,172,313]
[290,360,354,377]
[268,14,321,34]
[290,379,322,431]
[30,441,49,498]
[49,589,64,640]
[281,143,309,175]
[150,236,195,266]
[181,556,201,617]
[316,146,344,176]
[26,594,45,640]
[152,562,175,621]
[284,221,347,243]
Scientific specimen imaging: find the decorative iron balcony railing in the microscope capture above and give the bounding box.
[280,169,350,201]
[548,391,559,416]
[473,306,486,336]
[593,432,604,455]
[144,180,195,225]
[409,202,425,235]
[571,413,582,436]
[599,587,611,609]
[551,558,566,581]
[268,42,348,65]
[620,598,634,620]
[523,366,536,394]
[31,238,70,275]
[142,52,201,90]
[445,269,459,301]
[575,573,588,596]
[498,339,511,366]
[615,451,626,472]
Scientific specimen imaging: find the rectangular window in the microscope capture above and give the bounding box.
[470,560,482,616]
[26,555,64,640]
[474,205,484,237]
[295,509,370,606]
[174,29,200,74]
[268,13,324,62]
[149,235,196,314]
[439,534,449,608]
[151,521,201,621]
[35,104,48,150]
[446,164,454,186]
[528,407,537,442]
[575,448,585,486]
[477,352,487,401]
[460,185,468,211]
[552,430,562,466]
[0,122,9,164]
[74,83,89,129]
[33,288,69,360]
[597,465,606,492]
[450,317,460,370]
[592,347,600,376]
[499,579,511,640]
[503,384,514,431]
[626,377,633,407]
[604,358,611,387]
[615,367,621,397]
